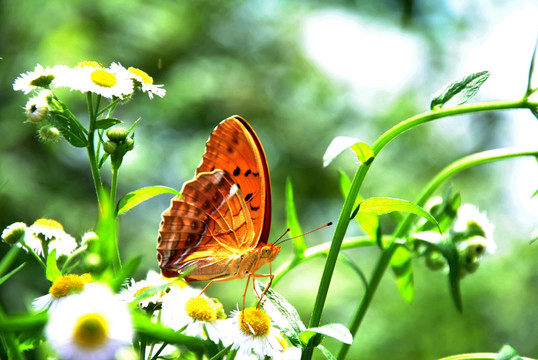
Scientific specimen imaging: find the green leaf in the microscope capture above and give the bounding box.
[323,136,374,167]
[53,113,88,147]
[255,281,306,348]
[390,245,414,303]
[357,197,441,232]
[286,178,306,257]
[316,344,337,360]
[117,186,181,215]
[302,323,353,345]
[415,235,462,312]
[0,263,26,286]
[430,71,490,109]
[45,249,62,282]
[532,188,538,198]
[496,344,523,360]
[526,36,538,95]
[338,170,379,239]
[95,118,123,130]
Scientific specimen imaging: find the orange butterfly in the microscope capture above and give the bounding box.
[157,115,280,302]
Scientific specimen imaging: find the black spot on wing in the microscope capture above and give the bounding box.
[244,193,253,202]
[244,169,251,177]
[233,166,241,176]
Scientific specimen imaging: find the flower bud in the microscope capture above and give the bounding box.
[124,137,134,151]
[39,125,61,142]
[425,249,446,271]
[1,222,27,245]
[106,127,129,142]
[25,97,49,123]
[103,141,118,154]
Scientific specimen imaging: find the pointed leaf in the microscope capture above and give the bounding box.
[302,323,353,345]
[45,249,62,282]
[415,235,462,312]
[390,245,414,303]
[338,170,379,239]
[323,136,374,167]
[286,178,306,256]
[357,197,441,232]
[431,71,490,109]
[496,344,522,360]
[0,263,26,286]
[95,118,123,130]
[117,186,181,215]
[53,114,88,147]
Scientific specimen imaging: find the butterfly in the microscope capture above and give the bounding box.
[157,115,280,301]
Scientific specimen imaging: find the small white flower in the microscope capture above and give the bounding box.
[26,219,78,258]
[453,204,495,248]
[13,64,55,94]
[222,307,285,360]
[46,284,133,360]
[1,222,27,246]
[160,286,225,343]
[110,63,165,99]
[65,62,134,99]
[119,270,169,308]
[33,273,92,312]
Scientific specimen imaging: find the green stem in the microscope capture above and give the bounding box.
[86,93,105,211]
[302,97,536,360]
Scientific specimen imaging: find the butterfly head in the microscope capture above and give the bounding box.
[259,243,281,263]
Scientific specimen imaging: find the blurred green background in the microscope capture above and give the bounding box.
[1,0,537,359]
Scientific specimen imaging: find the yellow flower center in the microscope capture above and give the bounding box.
[185,297,218,322]
[238,308,271,337]
[33,219,64,232]
[128,67,153,84]
[77,61,103,69]
[73,313,109,349]
[49,274,92,298]
[91,70,117,88]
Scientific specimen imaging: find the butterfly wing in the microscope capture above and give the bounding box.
[196,115,272,246]
[157,116,272,280]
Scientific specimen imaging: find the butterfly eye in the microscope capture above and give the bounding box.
[261,246,272,258]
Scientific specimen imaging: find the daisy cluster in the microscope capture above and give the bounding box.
[414,199,497,277]
[12,62,165,144]
[13,62,165,100]
[119,270,297,360]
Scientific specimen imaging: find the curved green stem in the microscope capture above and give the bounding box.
[302,97,536,360]
[336,147,538,360]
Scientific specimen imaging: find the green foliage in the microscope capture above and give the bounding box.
[117,186,181,215]
[430,71,491,109]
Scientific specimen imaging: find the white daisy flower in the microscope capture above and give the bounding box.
[46,283,133,360]
[13,64,55,94]
[65,62,134,99]
[160,286,226,343]
[25,219,78,258]
[110,63,166,99]
[1,222,27,246]
[222,307,285,359]
[119,270,169,308]
[33,273,92,312]
[453,204,495,248]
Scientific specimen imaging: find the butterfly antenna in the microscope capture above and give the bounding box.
[273,222,333,246]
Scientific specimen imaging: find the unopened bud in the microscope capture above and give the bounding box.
[103,141,118,154]
[106,127,129,142]
[124,137,134,151]
[38,125,61,142]
[1,222,27,245]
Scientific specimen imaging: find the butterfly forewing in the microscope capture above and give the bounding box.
[157,115,272,281]
[196,116,271,245]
